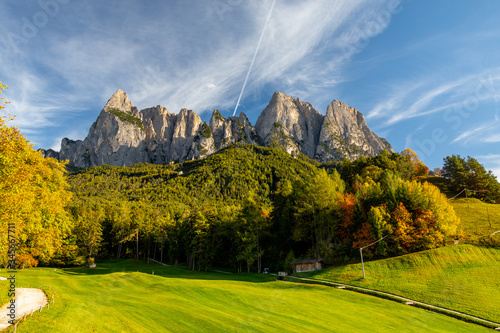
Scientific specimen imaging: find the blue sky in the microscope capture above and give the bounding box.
[0,0,499,176]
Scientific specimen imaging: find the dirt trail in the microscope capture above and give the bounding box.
[0,288,48,331]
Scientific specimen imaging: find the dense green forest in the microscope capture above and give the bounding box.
[54,144,471,272]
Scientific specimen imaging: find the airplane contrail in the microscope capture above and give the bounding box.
[232,0,277,117]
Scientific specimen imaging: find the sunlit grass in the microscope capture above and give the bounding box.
[449,198,500,242]
[0,260,488,332]
[299,244,500,324]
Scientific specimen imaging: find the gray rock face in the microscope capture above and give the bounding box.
[255,91,324,157]
[141,105,176,164]
[314,100,393,162]
[209,110,261,150]
[54,90,393,168]
[37,148,59,159]
[254,92,393,160]
[59,90,147,167]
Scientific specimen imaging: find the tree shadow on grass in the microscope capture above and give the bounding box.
[53,259,276,284]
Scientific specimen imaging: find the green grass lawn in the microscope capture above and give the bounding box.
[298,244,500,324]
[449,198,500,242]
[0,260,489,332]
[418,176,500,242]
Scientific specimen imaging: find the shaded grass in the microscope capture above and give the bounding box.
[299,244,500,324]
[0,260,489,332]
[417,175,456,198]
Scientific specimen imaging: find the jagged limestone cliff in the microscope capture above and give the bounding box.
[314,100,393,162]
[59,90,147,167]
[49,90,393,167]
[255,91,324,158]
[254,91,393,160]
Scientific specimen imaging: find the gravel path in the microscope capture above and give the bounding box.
[0,288,48,331]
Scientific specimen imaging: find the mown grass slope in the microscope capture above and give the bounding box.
[418,176,500,242]
[298,244,500,324]
[0,260,488,332]
[449,198,500,242]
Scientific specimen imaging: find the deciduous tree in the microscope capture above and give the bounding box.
[0,85,72,265]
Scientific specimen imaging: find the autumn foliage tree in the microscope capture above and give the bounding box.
[401,148,429,177]
[0,84,72,266]
[350,172,460,257]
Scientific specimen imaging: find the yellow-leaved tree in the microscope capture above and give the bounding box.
[0,82,72,267]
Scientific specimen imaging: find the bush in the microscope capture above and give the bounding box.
[108,108,144,130]
[201,122,212,138]
[17,254,38,269]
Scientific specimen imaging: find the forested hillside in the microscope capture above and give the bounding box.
[59,144,462,272]
[0,87,469,272]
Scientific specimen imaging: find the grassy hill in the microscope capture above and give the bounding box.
[449,198,500,243]
[297,244,500,324]
[0,260,488,332]
[418,175,500,243]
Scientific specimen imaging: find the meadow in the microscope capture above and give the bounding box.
[0,260,489,332]
[449,198,500,243]
[419,176,500,243]
[298,244,500,324]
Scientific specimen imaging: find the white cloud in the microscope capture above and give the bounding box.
[477,154,500,160]
[0,0,402,149]
[452,119,500,144]
[484,134,500,143]
[367,69,500,126]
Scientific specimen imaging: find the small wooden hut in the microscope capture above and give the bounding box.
[292,259,324,273]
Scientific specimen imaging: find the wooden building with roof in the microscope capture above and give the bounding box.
[292,259,324,273]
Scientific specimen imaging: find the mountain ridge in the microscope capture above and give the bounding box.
[40,90,393,167]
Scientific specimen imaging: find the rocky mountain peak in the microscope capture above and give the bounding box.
[314,99,393,162]
[53,90,393,168]
[255,91,324,158]
[270,90,290,101]
[104,89,135,113]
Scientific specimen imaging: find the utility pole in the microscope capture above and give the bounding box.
[487,206,492,228]
[136,229,139,260]
[359,234,389,279]
[257,224,260,273]
[360,248,365,279]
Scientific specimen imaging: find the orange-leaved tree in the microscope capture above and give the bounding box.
[401,148,429,177]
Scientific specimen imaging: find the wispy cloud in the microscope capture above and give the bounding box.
[452,119,500,144]
[367,69,500,126]
[0,0,400,147]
